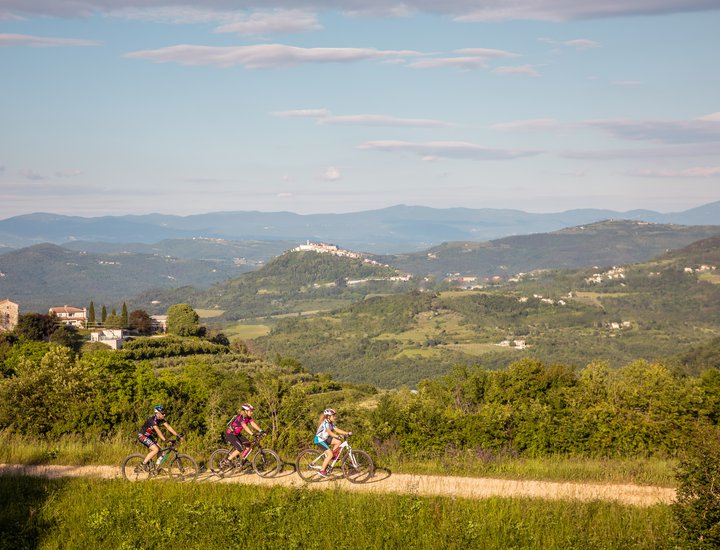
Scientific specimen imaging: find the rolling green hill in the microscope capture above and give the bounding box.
[0,243,254,312]
[136,249,418,319]
[255,236,720,387]
[375,220,720,279]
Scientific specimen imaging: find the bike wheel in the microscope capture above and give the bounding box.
[121,454,152,482]
[295,449,324,482]
[253,449,281,478]
[342,450,374,483]
[208,448,233,477]
[169,454,199,482]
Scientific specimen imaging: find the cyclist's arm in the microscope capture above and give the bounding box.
[164,423,180,439]
[249,420,263,433]
[327,427,347,439]
[153,425,168,442]
[242,422,255,437]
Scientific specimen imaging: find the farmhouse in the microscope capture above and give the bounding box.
[49,305,88,328]
[0,298,19,332]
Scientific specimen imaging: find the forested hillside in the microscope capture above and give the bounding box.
[375,220,720,279]
[0,243,253,312]
[257,237,720,387]
[139,250,416,319]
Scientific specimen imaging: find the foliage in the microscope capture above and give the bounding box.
[1,477,677,550]
[14,313,58,341]
[120,336,227,359]
[128,309,153,334]
[167,304,201,337]
[673,424,720,548]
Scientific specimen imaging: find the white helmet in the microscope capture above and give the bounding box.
[323,408,336,416]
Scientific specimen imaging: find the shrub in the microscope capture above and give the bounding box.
[673,424,720,548]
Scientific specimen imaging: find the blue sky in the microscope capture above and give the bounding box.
[1,0,719,218]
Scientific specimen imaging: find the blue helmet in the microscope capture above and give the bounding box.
[154,405,166,414]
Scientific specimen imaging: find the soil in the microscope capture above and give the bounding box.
[0,463,675,507]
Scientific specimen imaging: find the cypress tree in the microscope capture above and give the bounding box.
[101,305,107,323]
[88,301,96,325]
[121,302,128,328]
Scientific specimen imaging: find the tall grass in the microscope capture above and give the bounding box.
[0,431,677,486]
[0,476,678,550]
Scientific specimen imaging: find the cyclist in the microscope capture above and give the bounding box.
[138,405,180,470]
[223,403,264,467]
[314,408,351,477]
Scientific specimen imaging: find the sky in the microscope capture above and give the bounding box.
[1,0,719,219]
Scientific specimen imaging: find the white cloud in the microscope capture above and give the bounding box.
[585,114,720,144]
[56,169,83,178]
[492,118,563,131]
[321,166,341,181]
[272,109,457,127]
[408,48,518,70]
[628,166,720,178]
[453,0,719,22]
[18,169,44,180]
[357,140,541,160]
[125,44,422,69]
[492,65,540,77]
[215,10,322,35]
[0,33,99,47]
[540,37,601,49]
[561,38,600,49]
[4,1,717,22]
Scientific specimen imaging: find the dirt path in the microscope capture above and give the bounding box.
[0,463,675,507]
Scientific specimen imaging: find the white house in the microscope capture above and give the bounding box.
[49,305,88,328]
[90,329,127,349]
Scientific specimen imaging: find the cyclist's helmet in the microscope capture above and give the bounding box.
[241,403,254,411]
[154,405,166,414]
[323,408,336,416]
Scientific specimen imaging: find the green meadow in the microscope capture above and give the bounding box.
[0,476,677,550]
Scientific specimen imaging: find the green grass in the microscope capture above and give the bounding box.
[0,432,677,487]
[223,323,272,339]
[381,453,677,487]
[0,476,679,550]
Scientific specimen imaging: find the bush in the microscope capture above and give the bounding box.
[673,424,720,548]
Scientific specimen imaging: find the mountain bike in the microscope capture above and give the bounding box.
[122,439,199,482]
[295,435,374,483]
[208,432,281,478]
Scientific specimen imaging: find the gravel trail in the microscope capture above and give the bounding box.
[0,463,675,507]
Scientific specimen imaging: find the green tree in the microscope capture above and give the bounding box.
[101,305,107,323]
[121,302,128,328]
[129,309,153,335]
[49,325,82,351]
[167,304,201,337]
[673,424,720,548]
[88,301,96,325]
[104,313,123,329]
[14,313,57,341]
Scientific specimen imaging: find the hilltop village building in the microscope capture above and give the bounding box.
[0,298,19,332]
[49,305,88,328]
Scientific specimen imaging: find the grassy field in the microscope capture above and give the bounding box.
[194,309,225,319]
[0,432,678,487]
[222,323,272,339]
[0,476,678,549]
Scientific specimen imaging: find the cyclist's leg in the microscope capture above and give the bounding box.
[330,436,342,458]
[318,438,333,474]
[138,435,159,465]
[238,434,253,463]
[224,433,244,461]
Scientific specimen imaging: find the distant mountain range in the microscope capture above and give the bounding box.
[2,217,719,315]
[1,201,719,254]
